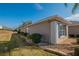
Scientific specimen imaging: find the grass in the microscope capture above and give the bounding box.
[0,30,13,41]
[9,46,56,56]
[0,46,57,56]
[0,30,57,56]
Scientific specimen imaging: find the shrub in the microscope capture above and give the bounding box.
[29,33,42,44]
[0,38,19,52]
[76,38,79,44]
[74,46,79,56]
[17,30,29,36]
[76,35,79,38]
[0,45,6,52]
[17,29,21,34]
[27,34,31,39]
[6,39,18,50]
[21,32,29,36]
[0,43,9,52]
[69,34,75,38]
[13,29,17,32]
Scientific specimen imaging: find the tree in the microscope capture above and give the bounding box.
[64,3,79,14]
[22,20,32,27]
[16,20,32,32]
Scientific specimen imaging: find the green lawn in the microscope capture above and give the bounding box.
[0,46,57,56]
[6,46,56,56]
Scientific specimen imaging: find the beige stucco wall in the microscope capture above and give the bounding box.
[28,21,51,43]
[69,25,79,35]
[28,21,68,44]
[50,21,58,44]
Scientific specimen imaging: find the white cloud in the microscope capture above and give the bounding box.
[34,3,43,10]
[73,14,79,17]
[65,14,79,21]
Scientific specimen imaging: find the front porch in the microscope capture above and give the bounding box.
[50,21,69,44]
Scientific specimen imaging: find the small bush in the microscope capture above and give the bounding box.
[6,39,18,50]
[13,29,17,32]
[69,34,75,38]
[21,32,29,36]
[76,38,79,44]
[76,35,79,38]
[0,45,6,52]
[0,39,19,52]
[27,34,31,39]
[17,30,29,36]
[17,29,21,34]
[29,33,42,44]
[74,46,79,56]
[0,43,9,52]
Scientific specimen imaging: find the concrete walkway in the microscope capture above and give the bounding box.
[40,44,75,56]
[39,38,78,56]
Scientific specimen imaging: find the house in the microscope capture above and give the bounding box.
[17,21,32,33]
[66,14,79,37]
[0,25,12,30]
[0,26,6,29]
[0,26,3,29]
[25,15,71,44]
[17,24,28,32]
[67,21,79,37]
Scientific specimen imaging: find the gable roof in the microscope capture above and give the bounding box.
[69,21,79,26]
[27,15,71,27]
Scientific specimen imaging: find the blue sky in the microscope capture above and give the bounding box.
[0,3,74,28]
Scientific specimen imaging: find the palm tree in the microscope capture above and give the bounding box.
[65,3,79,14]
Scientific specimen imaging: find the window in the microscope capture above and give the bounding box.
[58,23,66,38]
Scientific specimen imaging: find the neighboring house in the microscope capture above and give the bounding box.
[0,26,3,29]
[68,21,79,37]
[17,21,32,33]
[25,16,71,44]
[66,14,79,37]
[18,25,28,32]
[0,26,7,29]
[0,25,12,30]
